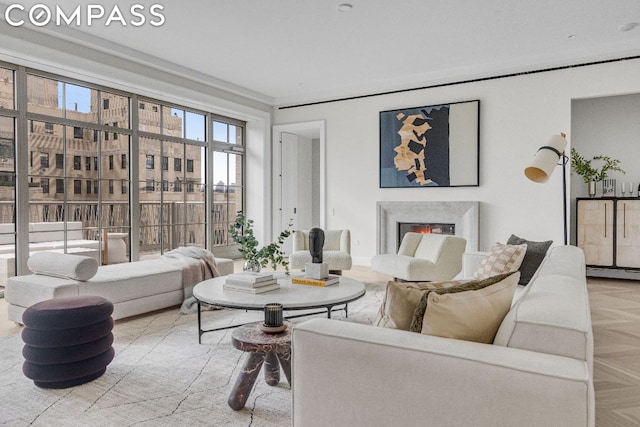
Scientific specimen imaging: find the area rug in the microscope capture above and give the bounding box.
[0,282,384,426]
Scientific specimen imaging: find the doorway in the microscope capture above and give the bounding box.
[272,121,325,254]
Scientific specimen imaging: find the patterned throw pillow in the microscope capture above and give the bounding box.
[473,242,527,279]
[409,271,518,332]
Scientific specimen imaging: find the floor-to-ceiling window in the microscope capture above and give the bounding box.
[0,63,245,285]
[212,119,244,248]
[0,66,16,282]
[26,74,132,263]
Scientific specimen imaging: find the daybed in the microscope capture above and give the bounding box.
[5,248,234,323]
[292,245,594,427]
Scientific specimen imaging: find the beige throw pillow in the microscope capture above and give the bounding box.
[374,279,467,330]
[408,272,517,332]
[474,242,527,279]
[420,272,520,343]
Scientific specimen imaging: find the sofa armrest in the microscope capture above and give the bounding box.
[292,319,593,427]
[462,251,487,278]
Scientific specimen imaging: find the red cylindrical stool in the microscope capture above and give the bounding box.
[21,296,115,389]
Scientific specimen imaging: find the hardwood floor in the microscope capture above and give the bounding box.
[589,277,640,426]
[1,267,638,426]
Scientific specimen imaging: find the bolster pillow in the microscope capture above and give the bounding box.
[28,252,99,281]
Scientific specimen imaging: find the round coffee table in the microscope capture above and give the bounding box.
[227,321,292,410]
[193,274,366,343]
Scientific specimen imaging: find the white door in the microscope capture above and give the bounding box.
[278,132,313,254]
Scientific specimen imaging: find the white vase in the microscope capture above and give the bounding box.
[588,181,597,197]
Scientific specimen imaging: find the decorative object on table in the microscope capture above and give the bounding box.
[570,147,625,198]
[602,179,616,197]
[289,229,353,275]
[525,134,569,244]
[621,182,635,197]
[308,227,324,263]
[222,283,280,294]
[223,271,280,294]
[229,211,293,273]
[223,274,280,294]
[379,99,479,188]
[225,272,276,286]
[305,227,329,280]
[291,274,341,287]
[262,303,285,333]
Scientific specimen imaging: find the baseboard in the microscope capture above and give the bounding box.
[587,267,640,281]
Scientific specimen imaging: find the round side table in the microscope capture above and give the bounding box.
[228,321,292,410]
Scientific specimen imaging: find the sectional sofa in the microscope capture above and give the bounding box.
[292,245,594,427]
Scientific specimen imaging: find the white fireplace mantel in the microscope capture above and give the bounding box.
[376,201,479,254]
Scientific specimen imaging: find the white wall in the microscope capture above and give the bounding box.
[273,58,640,265]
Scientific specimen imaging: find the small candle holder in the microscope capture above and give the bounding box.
[263,303,283,328]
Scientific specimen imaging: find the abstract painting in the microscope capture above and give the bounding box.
[379,100,479,188]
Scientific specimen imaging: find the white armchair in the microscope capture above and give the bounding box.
[371,232,467,281]
[289,229,352,274]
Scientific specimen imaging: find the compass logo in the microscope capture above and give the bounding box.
[4,3,166,27]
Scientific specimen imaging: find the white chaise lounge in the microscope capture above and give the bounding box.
[5,249,234,323]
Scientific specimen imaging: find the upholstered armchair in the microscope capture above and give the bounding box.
[371,232,466,281]
[289,229,353,274]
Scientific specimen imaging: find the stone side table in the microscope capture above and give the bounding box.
[228,321,292,410]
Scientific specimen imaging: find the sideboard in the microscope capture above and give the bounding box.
[576,198,640,278]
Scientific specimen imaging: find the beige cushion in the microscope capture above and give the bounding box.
[408,272,517,332]
[420,272,520,343]
[474,242,527,279]
[374,279,466,330]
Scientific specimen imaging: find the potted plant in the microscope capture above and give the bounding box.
[229,212,294,273]
[570,148,625,197]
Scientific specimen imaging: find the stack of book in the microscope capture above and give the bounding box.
[223,272,280,294]
[291,274,340,287]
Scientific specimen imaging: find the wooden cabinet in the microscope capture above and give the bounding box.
[577,198,640,269]
[577,199,614,266]
[616,200,640,268]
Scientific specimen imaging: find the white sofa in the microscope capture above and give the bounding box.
[5,252,235,323]
[292,245,594,427]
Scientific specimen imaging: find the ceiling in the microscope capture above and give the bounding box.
[7,0,640,107]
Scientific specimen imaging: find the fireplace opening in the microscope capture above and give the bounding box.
[397,222,455,250]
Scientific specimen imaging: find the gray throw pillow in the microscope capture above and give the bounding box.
[506,234,552,285]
